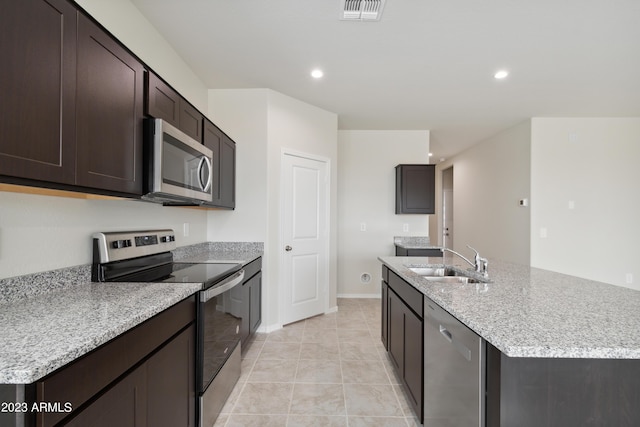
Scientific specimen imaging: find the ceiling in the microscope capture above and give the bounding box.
[130,0,640,160]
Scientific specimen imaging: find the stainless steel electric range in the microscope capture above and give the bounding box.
[91,229,245,427]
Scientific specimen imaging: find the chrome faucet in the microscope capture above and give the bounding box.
[441,245,489,278]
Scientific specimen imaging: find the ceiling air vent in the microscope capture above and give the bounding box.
[340,0,386,21]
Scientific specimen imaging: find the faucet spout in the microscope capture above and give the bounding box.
[441,245,489,278]
[441,247,475,268]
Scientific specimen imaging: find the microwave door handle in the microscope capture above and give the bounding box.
[198,156,212,192]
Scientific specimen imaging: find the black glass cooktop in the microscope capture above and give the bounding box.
[163,262,242,288]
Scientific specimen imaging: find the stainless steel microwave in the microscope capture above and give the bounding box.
[143,118,213,204]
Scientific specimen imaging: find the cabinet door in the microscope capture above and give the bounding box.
[147,324,196,427]
[395,164,435,214]
[146,71,202,142]
[203,120,236,209]
[381,281,389,350]
[0,0,77,185]
[179,100,203,143]
[387,286,424,422]
[64,364,147,427]
[203,120,223,202]
[249,272,262,335]
[146,71,180,129]
[387,289,405,373]
[404,308,423,419]
[75,14,144,195]
[220,135,236,209]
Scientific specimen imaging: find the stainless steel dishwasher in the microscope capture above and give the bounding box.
[424,296,485,427]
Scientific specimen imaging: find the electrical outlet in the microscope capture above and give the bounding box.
[183,222,190,237]
[360,223,366,232]
[568,201,575,210]
[539,227,548,238]
[626,273,633,284]
[403,223,409,232]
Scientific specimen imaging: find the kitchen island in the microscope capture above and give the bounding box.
[379,255,640,426]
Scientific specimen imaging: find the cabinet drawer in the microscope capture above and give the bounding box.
[382,265,389,283]
[243,257,262,281]
[388,270,423,318]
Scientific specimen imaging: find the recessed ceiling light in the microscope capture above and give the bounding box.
[494,70,509,80]
[311,69,324,79]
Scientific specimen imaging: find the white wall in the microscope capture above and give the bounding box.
[208,89,338,330]
[0,192,207,279]
[531,118,640,290]
[337,130,430,296]
[206,89,270,242]
[433,121,531,265]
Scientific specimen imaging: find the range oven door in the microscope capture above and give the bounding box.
[197,269,245,427]
[144,118,213,204]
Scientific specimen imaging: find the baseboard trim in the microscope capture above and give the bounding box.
[337,293,382,299]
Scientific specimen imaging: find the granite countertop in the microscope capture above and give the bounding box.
[393,236,440,250]
[379,256,640,359]
[173,241,263,264]
[0,242,263,384]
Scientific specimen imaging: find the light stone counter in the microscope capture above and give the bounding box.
[379,256,640,359]
[0,280,202,384]
[0,242,263,384]
[173,241,263,264]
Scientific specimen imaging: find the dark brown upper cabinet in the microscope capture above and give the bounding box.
[75,13,144,195]
[146,72,203,142]
[396,164,435,214]
[0,0,145,196]
[203,119,236,209]
[0,0,77,186]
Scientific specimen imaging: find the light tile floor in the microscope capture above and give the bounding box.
[213,298,421,427]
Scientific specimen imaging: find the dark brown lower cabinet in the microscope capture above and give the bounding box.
[65,361,147,427]
[381,280,388,350]
[65,324,194,427]
[146,324,195,427]
[36,297,195,427]
[395,246,443,257]
[235,258,262,347]
[248,272,262,335]
[383,267,423,422]
[486,343,640,427]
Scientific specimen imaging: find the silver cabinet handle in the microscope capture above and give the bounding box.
[285,245,292,251]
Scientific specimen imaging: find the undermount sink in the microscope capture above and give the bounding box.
[407,267,446,276]
[422,275,478,284]
[407,266,480,283]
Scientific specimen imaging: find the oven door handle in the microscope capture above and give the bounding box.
[200,270,245,303]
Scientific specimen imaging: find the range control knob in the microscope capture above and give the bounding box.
[111,239,133,249]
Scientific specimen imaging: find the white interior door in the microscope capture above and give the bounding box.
[281,152,329,325]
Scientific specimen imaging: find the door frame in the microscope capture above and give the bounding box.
[278,148,331,326]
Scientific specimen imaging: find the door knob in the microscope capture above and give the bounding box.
[285,245,292,251]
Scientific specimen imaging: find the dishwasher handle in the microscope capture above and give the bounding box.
[200,270,245,303]
[439,324,472,362]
